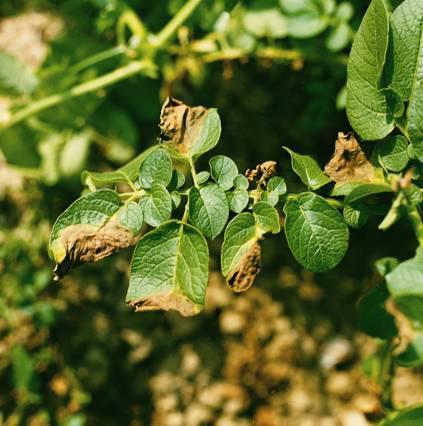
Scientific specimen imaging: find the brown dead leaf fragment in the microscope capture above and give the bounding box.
[245,161,277,189]
[324,132,374,183]
[227,241,261,293]
[128,293,199,317]
[53,220,137,280]
[158,97,207,155]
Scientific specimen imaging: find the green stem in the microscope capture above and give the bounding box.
[152,0,203,47]
[1,61,153,129]
[380,340,395,412]
[189,157,199,188]
[408,206,423,245]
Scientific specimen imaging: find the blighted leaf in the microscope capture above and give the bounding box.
[227,240,261,293]
[158,97,221,159]
[267,176,287,195]
[284,192,349,272]
[127,221,209,316]
[118,201,143,235]
[346,0,394,140]
[358,283,397,339]
[209,155,238,191]
[246,161,277,189]
[345,183,392,204]
[138,148,173,189]
[82,146,159,187]
[284,146,331,190]
[343,203,368,229]
[253,202,280,234]
[386,248,423,328]
[375,135,409,172]
[188,183,229,239]
[140,184,172,227]
[49,189,137,279]
[324,132,374,184]
[227,188,249,213]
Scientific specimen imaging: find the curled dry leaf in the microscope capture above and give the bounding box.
[227,240,261,293]
[158,97,207,155]
[324,132,374,183]
[128,293,200,317]
[245,161,277,189]
[53,220,137,280]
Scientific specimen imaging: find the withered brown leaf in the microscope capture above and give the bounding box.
[245,161,277,189]
[227,241,261,293]
[324,132,374,183]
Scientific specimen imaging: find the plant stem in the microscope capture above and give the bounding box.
[189,157,199,188]
[153,0,203,47]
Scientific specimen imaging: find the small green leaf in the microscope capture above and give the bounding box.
[227,188,249,213]
[345,183,392,204]
[196,171,210,185]
[11,346,35,391]
[140,184,172,227]
[189,109,221,159]
[346,0,394,140]
[386,248,423,328]
[139,148,173,189]
[375,135,409,172]
[188,183,229,239]
[267,176,287,195]
[209,155,239,191]
[326,21,351,52]
[358,283,397,339]
[283,146,331,190]
[171,191,181,209]
[127,221,209,316]
[336,2,354,21]
[261,191,279,206]
[379,404,423,426]
[168,170,186,190]
[253,202,280,234]
[118,201,143,235]
[284,192,349,272]
[0,52,38,95]
[221,213,258,276]
[396,333,423,368]
[375,257,399,277]
[343,203,368,229]
[59,130,92,178]
[233,174,249,190]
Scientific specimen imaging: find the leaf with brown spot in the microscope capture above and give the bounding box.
[49,189,141,280]
[158,97,221,159]
[324,132,375,184]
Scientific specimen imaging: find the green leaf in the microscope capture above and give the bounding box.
[379,405,423,426]
[81,145,159,187]
[233,174,249,190]
[283,146,331,190]
[171,191,181,209]
[357,283,397,339]
[283,192,349,272]
[188,183,229,239]
[384,0,423,160]
[0,52,38,95]
[168,170,186,190]
[118,201,143,235]
[336,2,354,21]
[11,346,34,391]
[49,189,137,279]
[59,130,92,178]
[189,109,221,159]
[396,333,423,368]
[261,191,279,206]
[127,220,209,316]
[139,148,173,189]
[253,202,280,234]
[221,212,258,276]
[344,183,392,204]
[243,0,288,38]
[227,188,249,213]
[343,203,368,229]
[326,21,351,52]
[375,135,409,172]
[267,176,287,195]
[209,155,239,191]
[346,0,394,140]
[375,257,399,277]
[386,248,423,328]
[196,171,210,185]
[140,184,172,227]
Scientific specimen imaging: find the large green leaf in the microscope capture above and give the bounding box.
[283,146,331,190]
[386,248,423,328]
[188,183,229,239]
[127,221,209,316]
[284,192,349,272]
[384,0,423,160]
[0,52,38,95]
[346,0,394,140]
[49,189,138,279]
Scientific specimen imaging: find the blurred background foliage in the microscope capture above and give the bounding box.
[0,0,421,425]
